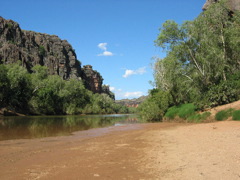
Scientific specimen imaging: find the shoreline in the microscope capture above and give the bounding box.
[0,121,239,179]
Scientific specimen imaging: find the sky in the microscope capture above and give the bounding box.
[0,0,206,100]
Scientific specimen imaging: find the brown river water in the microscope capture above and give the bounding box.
[0,114,142,141]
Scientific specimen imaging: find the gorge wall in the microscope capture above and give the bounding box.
[203,0,240,11]
[0,16,81,80]
[116,96,147,108]
[0,16,112,97]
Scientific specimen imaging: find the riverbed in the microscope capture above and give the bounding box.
[0,119,239,179]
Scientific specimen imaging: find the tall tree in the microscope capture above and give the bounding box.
[153,0,240,108]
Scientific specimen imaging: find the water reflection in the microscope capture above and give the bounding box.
[0,114,142,141]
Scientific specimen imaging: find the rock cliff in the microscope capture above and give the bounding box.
[203,0,240,11]
[0,16,81,80]
[0,16,113,96]
[81,65,103,93]
[81,65,115,99]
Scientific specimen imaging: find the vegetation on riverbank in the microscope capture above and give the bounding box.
[138,1,240,121]
[0,62,130,115]
[215,108,240,121]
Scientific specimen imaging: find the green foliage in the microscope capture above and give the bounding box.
[137,89,173,121]
[150,89,173,113]
[32,65,48,80]
[0,65,10,107]
[164,106,179,119]
[38,45,46,56]
[59,79,90,114]
[32,75,65,114]
[164,104,211,123]
[232,110,240,121]
[6,23,13,28]
[187,112,211,123]
[204,74,240,107]
[83,93,127,115]
[138,100,162,121]
[0,63,128,115]
[178,104,196,119]
[6,63,33,112]
[215,108,234,121]
[147,1,240,120]
[164,103,196,120]
[8,40,16,44]
[215,108,240,121]
[127,107,137,114]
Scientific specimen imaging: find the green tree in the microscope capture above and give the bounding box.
[0,65,10,107]
[59,79,91,114]
[138,100,162,121]
[138,89,173,121]
[153,1,240,110]
[30,75,64,115]
[6,63,33,112]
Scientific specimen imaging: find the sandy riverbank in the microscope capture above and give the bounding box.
[0,121,239,179]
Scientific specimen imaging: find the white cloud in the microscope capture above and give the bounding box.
[98,51,113,56]
[98,43,107,51]
[109,86,115,91]
[110,87,122,93]
[97,42,114,56]
[124,91,144,98]
[123,67,147,78]
[123,70,135,78]
[110,86,145,100]
[137,67,147,74]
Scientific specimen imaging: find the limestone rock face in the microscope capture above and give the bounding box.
[81,65,115,99]
[0,16,81,80]
[82,65,103,94]
[102,85,115,100]
[203,0,240,11]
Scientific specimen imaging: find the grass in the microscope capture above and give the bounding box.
[165,102,240,122]
[215,108,234,121]
[232,110,240,121]
[187,112,211,123]
[164,106,179,119]
[178,104,196,119]
[164,103,198,121]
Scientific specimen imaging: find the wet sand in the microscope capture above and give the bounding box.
[0,121,240,179]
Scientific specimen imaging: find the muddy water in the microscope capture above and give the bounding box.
[0,114,142,141]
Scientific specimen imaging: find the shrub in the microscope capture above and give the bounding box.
[0,65,10,107]
[201,112,211,120]
[6,23,13,28]
[215,108,234,121]
[164,103,196,120]
[65,104,82,115]
[187,112,211,123]
[164,106,179,119]
[178,103,196,119]
[6,63,33,111]
[38,45,46,56]
[232,110,240,121]
[138,100,162,121]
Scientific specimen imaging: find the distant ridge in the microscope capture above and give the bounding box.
[116,96,147,108]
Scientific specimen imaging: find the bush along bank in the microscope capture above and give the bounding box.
[138,2,240,122]
[0,63,131,115]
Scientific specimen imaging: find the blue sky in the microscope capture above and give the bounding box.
[1,0,206,100]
